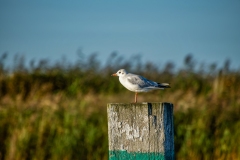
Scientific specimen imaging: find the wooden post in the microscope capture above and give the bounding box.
[107,102,174,160]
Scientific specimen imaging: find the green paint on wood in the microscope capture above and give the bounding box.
[109,150,164,160]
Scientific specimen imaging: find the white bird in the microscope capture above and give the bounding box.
[112,69,170,103]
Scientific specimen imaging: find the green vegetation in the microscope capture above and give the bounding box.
[0,53,239,159]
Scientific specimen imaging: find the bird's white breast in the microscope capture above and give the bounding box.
[119,76,139,92]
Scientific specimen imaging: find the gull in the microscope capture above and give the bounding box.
[112,69,170,103]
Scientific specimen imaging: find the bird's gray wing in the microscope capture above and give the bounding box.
[127,74,157,88]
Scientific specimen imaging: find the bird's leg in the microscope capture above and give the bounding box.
[135,92,138,103]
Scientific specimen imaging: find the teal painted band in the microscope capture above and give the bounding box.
[109,150,174,160]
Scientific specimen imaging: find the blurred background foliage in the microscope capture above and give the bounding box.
[0,52,239,160]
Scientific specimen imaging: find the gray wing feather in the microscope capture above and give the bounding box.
[127,74,158,88]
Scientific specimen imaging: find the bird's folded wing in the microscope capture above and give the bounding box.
[127,74,157,88]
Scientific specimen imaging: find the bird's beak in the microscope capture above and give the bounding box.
[111,73,117,76]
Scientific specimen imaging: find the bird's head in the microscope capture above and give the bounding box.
[111,69,127,77]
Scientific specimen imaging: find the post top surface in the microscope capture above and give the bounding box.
[107,102,173,105]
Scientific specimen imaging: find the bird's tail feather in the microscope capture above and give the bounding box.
[157,83,171,88]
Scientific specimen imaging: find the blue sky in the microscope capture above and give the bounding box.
[1,0,240,70]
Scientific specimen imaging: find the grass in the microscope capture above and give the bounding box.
[0,95,108,160]
[0,53,239,159]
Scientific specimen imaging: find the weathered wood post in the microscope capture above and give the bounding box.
[107,102,174,160]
